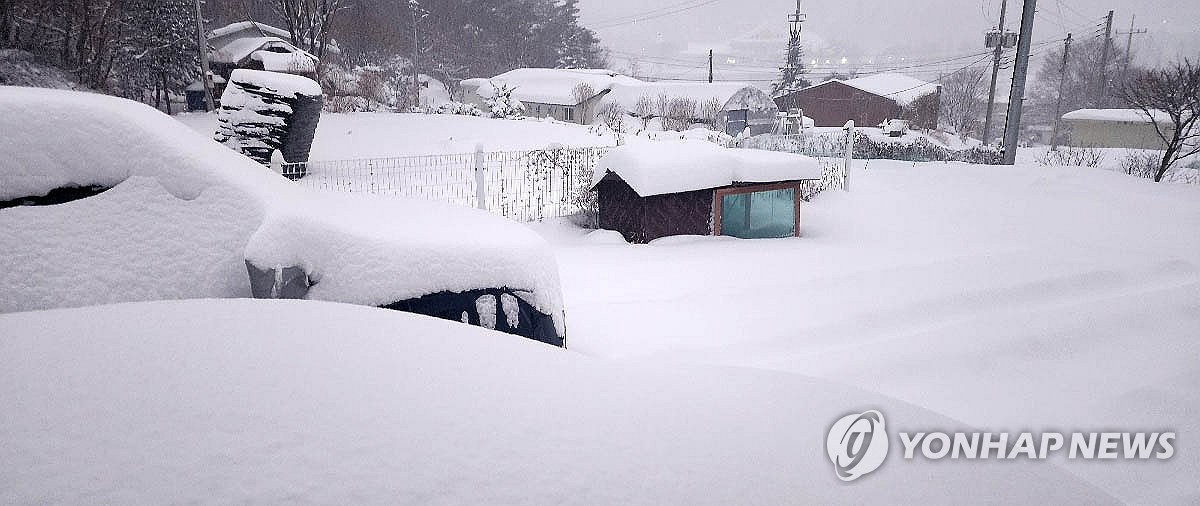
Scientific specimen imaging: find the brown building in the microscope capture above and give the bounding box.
[775,72,941,130]
[592,141,822,243]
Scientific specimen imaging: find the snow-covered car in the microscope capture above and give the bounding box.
[0,88,565,346]
[882,119,909,137]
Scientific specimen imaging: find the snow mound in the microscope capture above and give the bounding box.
[0,298,1120,505]
[0,88,563,324]
[594,140,822,196]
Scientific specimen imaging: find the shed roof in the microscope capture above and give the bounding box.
[798,72,939,107]
[1061,108,1172,124]
[211,37,317,66]
[593,140,822,197]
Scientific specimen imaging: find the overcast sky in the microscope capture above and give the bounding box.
[579,0,1199,81]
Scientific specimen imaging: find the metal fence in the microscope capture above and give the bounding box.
[282,146,610,222]
[279,126,854,222]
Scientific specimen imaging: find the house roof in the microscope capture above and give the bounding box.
[211,37,316,65]
[600,81,778,113]
[209,21,341,55]
[1061,108,1172,124]
[464,68,642,105]
[800,72,939,107]
[593,140,822,197]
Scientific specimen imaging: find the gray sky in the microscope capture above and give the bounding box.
[579,0,1199,82]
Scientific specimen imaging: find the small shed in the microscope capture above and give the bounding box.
[185,74,226,111]
[1061,109,1173,149]
[592,141,822,243]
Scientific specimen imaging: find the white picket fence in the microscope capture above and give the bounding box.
[280,124,854,222]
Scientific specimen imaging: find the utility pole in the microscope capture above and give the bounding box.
[982,0,1009,145]
[1118,15,1147,81]
[411,8,420,109]
[1097,10,1114,107]
[1001,0,1037,165]
[193,0,214,111]
[1050,33,1072,151]
[708,49,714,83]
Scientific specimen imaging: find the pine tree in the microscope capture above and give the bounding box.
[773,30,809,96]
[118,0,200,111]
[485,81,525,119]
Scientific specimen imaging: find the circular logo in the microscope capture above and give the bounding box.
[826,410,889,481]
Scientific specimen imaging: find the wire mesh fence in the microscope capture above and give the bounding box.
[279,131,853,222]
[281,146,611,222]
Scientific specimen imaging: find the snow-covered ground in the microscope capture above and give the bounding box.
[176,111,617,159]
[0,299,1118,505]
[535,160,1200,504]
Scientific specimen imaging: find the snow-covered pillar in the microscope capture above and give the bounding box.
[474,143,488,210]
[842,120,854,191]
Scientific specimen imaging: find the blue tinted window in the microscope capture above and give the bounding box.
[719,187,795,239]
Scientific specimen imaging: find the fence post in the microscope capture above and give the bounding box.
[474,143,488,210]
[842,120,854,191]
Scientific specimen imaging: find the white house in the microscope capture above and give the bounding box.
[462,68,779,135]
[1061,109,1173,150]
[461,68,641,124]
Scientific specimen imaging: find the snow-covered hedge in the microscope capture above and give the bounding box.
[435,101,483,116]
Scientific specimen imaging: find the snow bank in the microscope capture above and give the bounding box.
[0,298,1118,505]
[0,88,563,323]
[594,140,821,196]
[1061,108,1171,124]
[551,160,1200,503]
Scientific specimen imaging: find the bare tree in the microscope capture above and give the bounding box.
[1117,59,1200,182]
[571,82,595,104]
[697,97,722,129]
[272,0,344,60]
[939,66,988,138]
[632,94,653,129]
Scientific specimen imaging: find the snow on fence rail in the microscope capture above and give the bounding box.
[280,130,854,222]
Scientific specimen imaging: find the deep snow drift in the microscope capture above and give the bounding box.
[0,299,1118,505]
[0,88,563,322]
[539,160,1200,504]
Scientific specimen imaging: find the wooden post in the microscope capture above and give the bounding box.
[474,144,488,210]
[843,120,854,191]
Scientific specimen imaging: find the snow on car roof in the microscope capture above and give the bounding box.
[0,88,563,320]
[599,81,778,113]
[594,140,822,196]
[1061,108,1172,124]
[465,68,642,105]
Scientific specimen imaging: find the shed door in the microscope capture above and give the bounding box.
[726,109,748,136]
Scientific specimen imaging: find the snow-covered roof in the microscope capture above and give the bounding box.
[593,140,822,196]
[211,36,313,64]
[0,88,563,324]
[600,81,778,113]
[1061,108,1172,124]
[465,68,642,105]
[251,49,318,73]
[804,73,939,107]
[209,21,340,55]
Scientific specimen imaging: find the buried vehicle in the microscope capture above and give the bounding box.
[0,88,564,346]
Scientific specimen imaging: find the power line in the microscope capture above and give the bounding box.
[592,0,725,29]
